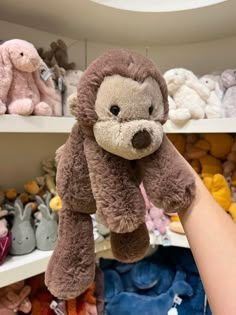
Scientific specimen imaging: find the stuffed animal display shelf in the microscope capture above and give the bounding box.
[45,50,196,299]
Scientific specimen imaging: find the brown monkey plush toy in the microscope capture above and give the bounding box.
[45,50,196,299]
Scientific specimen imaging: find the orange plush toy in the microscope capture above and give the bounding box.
[67,283,97,315]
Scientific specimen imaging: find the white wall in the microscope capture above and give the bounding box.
[1,19,236,75]
[0,20,85,70]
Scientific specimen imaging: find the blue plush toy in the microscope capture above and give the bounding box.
[166,247,212,315]
[101,246,212,315]
[105,270,193,315]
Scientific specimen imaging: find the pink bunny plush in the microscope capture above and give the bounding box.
[140,183,170,235]
[0,39,62,116]
[146,206,170,235]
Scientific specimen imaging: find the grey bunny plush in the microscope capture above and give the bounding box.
[35,193,58,251]
[10,199,36,255]
[221,69,236,117]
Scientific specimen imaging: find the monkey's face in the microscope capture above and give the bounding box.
[93,75,165,160]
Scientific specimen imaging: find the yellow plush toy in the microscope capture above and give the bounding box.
[168,214,185,234]
[202,133,234,159]
[5,188,17,200]
[185,133,233,169]
[199,155,223,177]
[24,180,40,195]
[50,195,62,211]
[167,134,186,156]
[203,173,236,222]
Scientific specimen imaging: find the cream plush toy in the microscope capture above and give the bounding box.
[199,74,224,118]
[63,70,83,116]
[164,68,210,124]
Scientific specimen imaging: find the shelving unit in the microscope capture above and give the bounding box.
[1,115,236,134]
[0,250,52,288]
[0,229,188,288]
[0,0,236,307]
[0,114,233,288]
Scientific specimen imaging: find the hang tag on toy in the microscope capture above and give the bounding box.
[58,77,63,92]
[40,64,52,81]
[167,307,178,315]
[154,229,160,237]
[50,300,65,315]
[173,294,182,305]
[161,233,172,247]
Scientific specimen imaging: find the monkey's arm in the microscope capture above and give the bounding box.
[84,137,149,261]
[45,124,96,299]
[138,135,195,213]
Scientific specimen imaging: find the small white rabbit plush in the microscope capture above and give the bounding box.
[199,74,224,118]
[35,193,58,251]
[62,70,83,116]
[10,200,36,255]
[164,68,210,124]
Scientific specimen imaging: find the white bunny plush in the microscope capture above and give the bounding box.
[164,68,210,124]
[199,74,224,118]
[62,70,83,116]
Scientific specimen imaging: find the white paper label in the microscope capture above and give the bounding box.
[50,301,65,315]
[173,294,182,305]
[40,64,52,81]
[161,233,172,247]
[58,77,63,91]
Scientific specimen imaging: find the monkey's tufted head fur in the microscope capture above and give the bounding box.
[76,49,169,160]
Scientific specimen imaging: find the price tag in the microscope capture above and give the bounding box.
[161,233,172,247]
[173,294,182,305]
[40,64,52,81]
[58,77,64,92]
[154,229,160,237]
[50,301,65,315]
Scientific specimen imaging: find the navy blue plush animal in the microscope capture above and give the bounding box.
[105,270,193,315]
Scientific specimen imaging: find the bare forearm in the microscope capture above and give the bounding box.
[179,171,236,315]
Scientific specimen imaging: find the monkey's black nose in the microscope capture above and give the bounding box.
[131,130,151,149]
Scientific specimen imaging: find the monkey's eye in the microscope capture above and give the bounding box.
[149,105,154,115]
[110,105,120,116]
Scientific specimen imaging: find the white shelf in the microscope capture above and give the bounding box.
[0,241,112,288]
[164,118,236,133]
[149,229,189,248]
[0,115,75,133]
[0,231,188,288]
[1,115,236,134]
[0,250,52,288]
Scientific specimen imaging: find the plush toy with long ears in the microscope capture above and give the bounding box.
[45,50,196,299]
[0,39,61,116]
